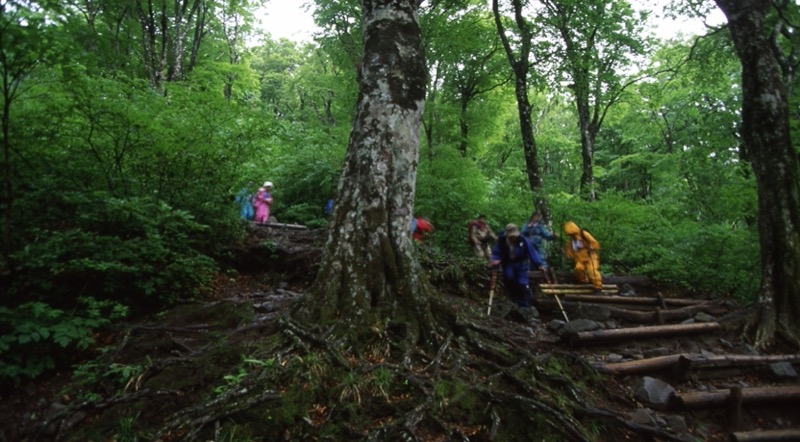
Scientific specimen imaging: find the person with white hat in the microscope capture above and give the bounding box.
[253,182,273,224]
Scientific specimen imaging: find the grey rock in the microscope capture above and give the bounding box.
[694,312,715,322]
[634,376,676,408]
[606,353,624,363]
[564,318,602,333]
[766,361,798,380]
[547,319,567,333]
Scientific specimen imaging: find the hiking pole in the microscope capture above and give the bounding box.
[553,290,569,322]
[487,266,498,315]
[544,265,569,322]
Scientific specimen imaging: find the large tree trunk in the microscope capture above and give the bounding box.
[714,0,800,348]
[292,0,441,349]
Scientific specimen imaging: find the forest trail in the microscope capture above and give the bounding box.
[1,224,798,441]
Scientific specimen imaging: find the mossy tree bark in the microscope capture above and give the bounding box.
[715,0,800,348]
[293,0,443,350]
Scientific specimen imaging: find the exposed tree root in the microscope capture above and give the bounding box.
[156,386,281,441]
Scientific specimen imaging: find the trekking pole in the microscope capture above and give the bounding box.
[547,265,569,322]
[545,270,569,322]
[487,266,498,315]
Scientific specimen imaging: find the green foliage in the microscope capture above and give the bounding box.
[415,148,494,249]
[547,194,759,300]
[0,298,127,383]
[116,412,142,442]
[9,195,217,310]
[69,349,149,401]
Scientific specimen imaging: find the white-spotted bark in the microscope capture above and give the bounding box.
[293,0,441,349]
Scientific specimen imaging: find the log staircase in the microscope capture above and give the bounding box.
[529,276,800,441]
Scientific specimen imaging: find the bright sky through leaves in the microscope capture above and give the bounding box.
[254,1,725,42]
[256,2,317,42]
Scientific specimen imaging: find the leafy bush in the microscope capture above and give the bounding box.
[0,298,127,383]
[9,195,217,311]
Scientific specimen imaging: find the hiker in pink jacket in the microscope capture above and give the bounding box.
[253,182,273,224]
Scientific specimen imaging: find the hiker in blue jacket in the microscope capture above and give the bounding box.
[235,182,254,220]
[521,211,557,269]
[489,223,545,308]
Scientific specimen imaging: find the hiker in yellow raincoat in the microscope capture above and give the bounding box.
[563,221,603,292]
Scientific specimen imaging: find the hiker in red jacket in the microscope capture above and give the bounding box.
[412,216,434,242]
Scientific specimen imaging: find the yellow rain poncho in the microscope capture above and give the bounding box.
[563,221,603,291]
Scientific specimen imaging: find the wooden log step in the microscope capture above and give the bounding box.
[540,288,620,295]
[600,353,800,376]
[256,222,308,230]
[566,322,721,346]
[731,429,800,442]
[670,385,800,410]
[534,299,713,319]
[536,299,727,325]
[603,302,727,323]
[539,284,619,289]
[558,294,706,307]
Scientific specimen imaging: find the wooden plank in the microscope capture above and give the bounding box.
[731,429,800,442]
[540,289,620,295]
[597,354,683,375]
[567,322,721,346]
[256,222,308,230]
[600,353,800,376]
[682,353,800,369]
[540,284,619,289]
[671,385,800,410]
[558,294,706,307]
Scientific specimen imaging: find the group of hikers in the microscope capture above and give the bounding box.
[235,187,599,309]
[235,181,274,224]
[469,212,602,308]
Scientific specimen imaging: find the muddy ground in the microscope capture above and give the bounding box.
[0,224,798,441]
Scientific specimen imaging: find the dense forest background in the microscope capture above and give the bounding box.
[1,0,796,384]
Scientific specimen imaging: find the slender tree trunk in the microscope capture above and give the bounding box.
[492,0,547,215]
[715,0,800,348]
[293,0,441,350]
[575,94,596,201]
[188,0,207,72]
[137,0,160,88]
[423,60,441,159]
[458,90,470,157]
[1,88,12,270]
